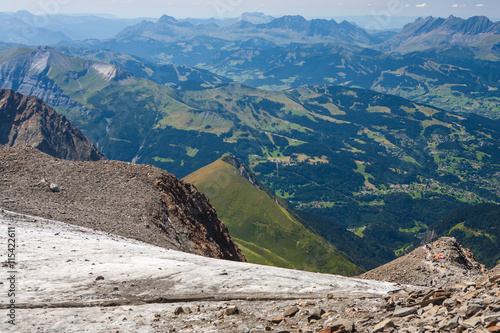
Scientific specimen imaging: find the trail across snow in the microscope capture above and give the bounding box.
[0,209,401,332]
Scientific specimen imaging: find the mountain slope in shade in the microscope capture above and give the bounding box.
[431,203,500,268]
[0,89,104,161]
[0,146,245,262]
[184,155,364,276]
[380,15,500,58]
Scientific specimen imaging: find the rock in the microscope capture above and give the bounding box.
[283,305,299,317]
[489,304,500,312]
[324,319,355,332]
[460,317,481,329]
[440,316,459,330]
[443,297,457,309]
[373,318,395,332]
[39,179,49,186]
[174,306,190,315]
[482,315,500,326]
[489,275,500,284]
[50,183,60,192]
[393,306,418,317]
[308,308,325,322]
[270,315,284,324]
[225,305,239,316]
[95,276,104,281]
[466,303,485,317]
[489,327,500,333]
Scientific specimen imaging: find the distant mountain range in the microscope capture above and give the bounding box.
[113,14,378,46]
[63,14,500,119]
[380,15,500,57]
[0,11,149,45]
[0,46,498,267]
[0,12,499,269]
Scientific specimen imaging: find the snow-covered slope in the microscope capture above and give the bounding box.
[0,209,401,332]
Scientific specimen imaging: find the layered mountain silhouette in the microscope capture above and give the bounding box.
[116,14,378,45]
[380,15,500,55]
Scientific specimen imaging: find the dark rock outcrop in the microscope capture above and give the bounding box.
[0,146,245,261]
[0,89,104,161]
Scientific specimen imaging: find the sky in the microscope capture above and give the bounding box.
[0,0,497,21]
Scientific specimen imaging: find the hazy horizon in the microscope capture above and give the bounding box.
[1,0,497,21]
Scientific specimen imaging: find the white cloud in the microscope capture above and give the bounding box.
[452,4,466,7]
[476,4,485,7]
[415,3,427,8]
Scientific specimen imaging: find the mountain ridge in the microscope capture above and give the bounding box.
[184,156,364,275]
[381,15,500,56]
[0,88,104,161]
[0,146,245,261]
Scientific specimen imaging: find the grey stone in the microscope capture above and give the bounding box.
[307,308,325,322]
[325,319,355,332]
[459,317,481,329]
[440,316,459,330]
[466,304,485,317]
[225,305,239,316]
[373,318,395,333]
[49,183,60,192]
[393,306,418,317]
[443,297,457,309]
[283,306,299,317]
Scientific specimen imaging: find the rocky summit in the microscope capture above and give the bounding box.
[0,88,104,161]
[0,146,244,261]
[357,237,485,288]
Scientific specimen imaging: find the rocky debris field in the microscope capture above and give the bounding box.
[1,210,499,332]
[375,271,500,332]
[358,237,485,288]
[0,146,244,261]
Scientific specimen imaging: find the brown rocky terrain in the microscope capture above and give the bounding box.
[0,88,104,161]
[357,237,485,288]
[0,146,245,261]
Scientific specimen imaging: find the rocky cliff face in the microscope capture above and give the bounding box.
[0,146,245,261]
[0,89,104,161]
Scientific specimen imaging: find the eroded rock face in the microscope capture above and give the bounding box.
[0,146,245,261]
[0,89,104,161]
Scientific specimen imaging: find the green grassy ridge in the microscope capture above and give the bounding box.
[184,158,364,276]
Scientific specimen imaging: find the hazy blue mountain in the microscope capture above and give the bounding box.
[380,15,500,58]
[0,11,150,43]
[0,13,71,45]
[114,14,380,45]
